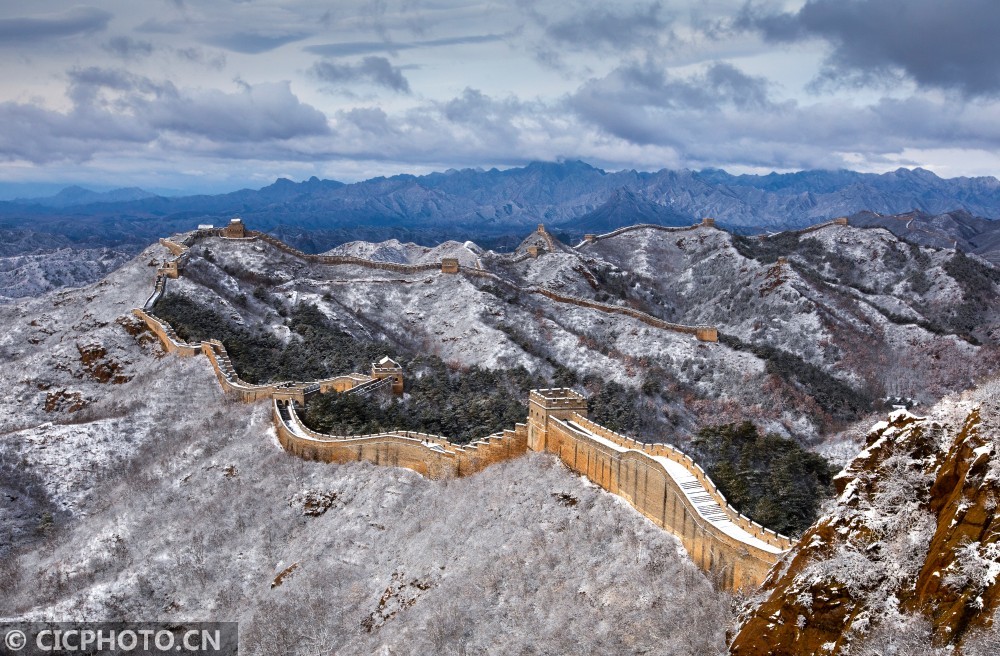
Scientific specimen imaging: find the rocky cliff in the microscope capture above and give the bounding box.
[730,382,1000,654]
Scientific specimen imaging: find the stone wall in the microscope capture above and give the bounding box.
[132,309,202,357]
[272,399,529,479]
[527,389,791,590]
[531,287,718,342]
[579,221,705,244]
[248,232,440,274]
[180,227,721,341]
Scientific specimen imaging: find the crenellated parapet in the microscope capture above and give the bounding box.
[272,399,529,479]
[526,387,793,590]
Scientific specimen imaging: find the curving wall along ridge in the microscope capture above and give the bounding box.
[272,399,529,479]
[579,217,717,245]
[128,225,799,590]
[214,222,721,342]
[759,217,850,240]
[530,287,718,342]
[249,232,441,274]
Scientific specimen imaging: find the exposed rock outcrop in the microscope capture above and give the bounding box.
[730,384,1000,654]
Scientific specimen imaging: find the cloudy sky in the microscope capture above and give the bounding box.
[1,0,999,194]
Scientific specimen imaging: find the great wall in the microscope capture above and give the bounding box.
[128,216,852,590]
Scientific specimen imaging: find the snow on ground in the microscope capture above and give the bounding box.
[323,239,430,263]
[0,248,134,302]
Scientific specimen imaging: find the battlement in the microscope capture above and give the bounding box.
[440,257,459,273]
[529,388,588,408]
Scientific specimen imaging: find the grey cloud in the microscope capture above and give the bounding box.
[0,7,111,44]
[0,97,151,165]
[311,57,411,93]
[0,71,330,165]
[67,67,174,94]
[441,88,522,143]
[338,107,396,136]
[103,36,155,59]
[565,56,1000,171]
[208,31,311,54]
[571,60,775,121]
[740,0,1000,97]
[305,33,505,57]
[136,18,184,34]
[146,81,330,142]
[65,66,177,108]
[546,2,673,50]
[175,47,227,70]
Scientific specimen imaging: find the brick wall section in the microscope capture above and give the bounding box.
[536,224,558,253]
[272,399,529,479]
[568,415,793,550]
[200,339,283,402]
[762,217,850,240]
[248,231,440,274]
[159,237,189,257]
[530,287,718,342]
[132,309,202,356]
[544,416,779,589]
[526,388,792,590]
[580,222,704,244]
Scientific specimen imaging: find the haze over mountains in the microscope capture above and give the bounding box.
[3,162,1000,254]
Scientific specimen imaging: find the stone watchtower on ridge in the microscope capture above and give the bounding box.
[371,356,404,394]
[221,217,246,238]
[527,388,588,452]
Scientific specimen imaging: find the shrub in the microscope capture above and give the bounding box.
[688,421,837,536]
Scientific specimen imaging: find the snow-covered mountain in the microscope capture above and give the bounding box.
[158,221,1000,441]
[0,240,729,654]
[2,219,999,653]
[0,247,134,302]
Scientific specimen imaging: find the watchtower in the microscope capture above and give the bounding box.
[527,245,543,258]
[527,388,588,452]
[583,234,596,243]
[701,217,716,228]
[158,260,182,279]
[441,258,459,273]
[222,217,246,238]
[371,356,404,394]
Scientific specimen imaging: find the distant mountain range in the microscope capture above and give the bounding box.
[11,185,157,208]
[2,161,999,253]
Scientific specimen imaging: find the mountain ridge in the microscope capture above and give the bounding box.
[2,162,999,256]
